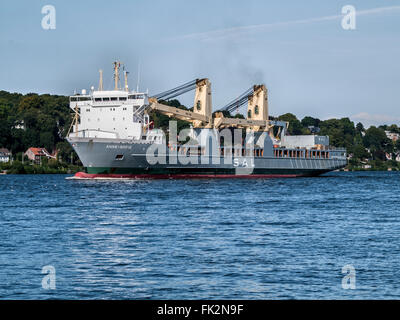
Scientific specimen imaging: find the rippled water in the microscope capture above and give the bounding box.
[0,171,399,299]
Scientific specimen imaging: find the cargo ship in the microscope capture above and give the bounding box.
[67,62,347,179]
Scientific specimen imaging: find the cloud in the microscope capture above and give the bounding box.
[171,5,400,42]
[351,112,400,127]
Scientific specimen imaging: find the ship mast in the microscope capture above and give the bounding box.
[124,70,129,92]
[98,69,103,91]
[113,61,121,90]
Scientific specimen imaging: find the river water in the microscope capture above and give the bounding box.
[0,171,399,299]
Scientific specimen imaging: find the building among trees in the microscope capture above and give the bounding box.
[0,148,11,162]
[24,147,55,164]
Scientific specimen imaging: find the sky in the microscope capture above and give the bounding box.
[0,0,399,127]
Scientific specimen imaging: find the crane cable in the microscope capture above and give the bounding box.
[218,87,254,114]
[152,79,199,101]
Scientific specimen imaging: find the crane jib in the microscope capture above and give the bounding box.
[152,79,199,100]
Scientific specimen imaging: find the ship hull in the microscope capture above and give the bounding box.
[67,137,347,179]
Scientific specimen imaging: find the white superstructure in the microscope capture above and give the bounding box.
[69,61,151,140]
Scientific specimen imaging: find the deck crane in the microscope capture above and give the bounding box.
[147,79,287,134]
[147,78,213,128]
[213,84,271,131]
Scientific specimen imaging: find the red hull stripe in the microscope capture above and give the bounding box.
[72,172,300,179]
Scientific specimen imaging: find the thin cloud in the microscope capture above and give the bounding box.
[351,112,400,127]
[171,5,400,41]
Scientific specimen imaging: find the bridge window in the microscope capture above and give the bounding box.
[255,105,259,115]
[111,97,118,101]
[94,98,101,102]
[119,97,127,101]
[71,96,92,102]
[103,97,110,101]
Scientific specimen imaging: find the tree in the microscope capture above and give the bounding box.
[319,118,356,151]
[363,126,392,160]
[387,124,400,134]
[40,132,55,151]
[352,144,369,160]
[301,116,320,128]
[56,141,74,163]
[278,113,305,135]
[356,122,364,133]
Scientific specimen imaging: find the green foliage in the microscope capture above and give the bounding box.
[301,116,320,128]
[352,144,370,159]
[356,122,364,133]
[0,160,82,174]
[234,113,245,119]
[0,90,78,166]
[274,112,400,170]
[363,126,392,160]
[318,118,355,152]
[278,113,307,135]
[150,99,191,133]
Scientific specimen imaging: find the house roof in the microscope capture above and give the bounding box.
[0,148,10,155]
[27,147,49,156]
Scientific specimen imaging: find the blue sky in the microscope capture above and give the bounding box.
[1,0,399,126]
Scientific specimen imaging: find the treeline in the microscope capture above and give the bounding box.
[154,100,400,170]
[275,113,400,170]
[0,90,77,164]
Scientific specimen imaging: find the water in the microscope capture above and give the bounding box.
[0,171,399,299]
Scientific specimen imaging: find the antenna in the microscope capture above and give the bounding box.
[98,69,103,91]
[136,60,141,92]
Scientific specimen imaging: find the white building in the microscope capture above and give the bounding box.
[0,148,11,162]
[385,131,399,142]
